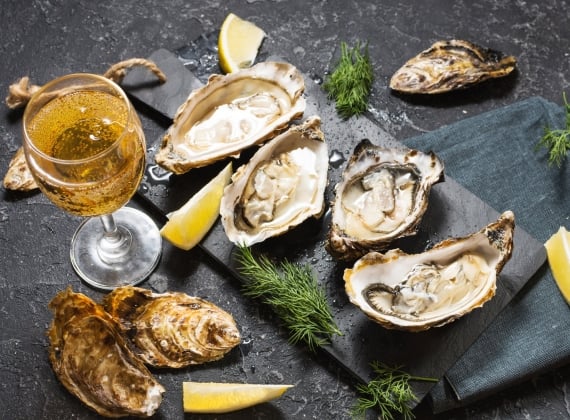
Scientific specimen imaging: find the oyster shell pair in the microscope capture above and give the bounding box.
[390,40,517,94]
[156,61,328,246]
[47,286,240,417]
[326,140,514,331]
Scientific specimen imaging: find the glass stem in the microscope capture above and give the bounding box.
[97,214,133,264]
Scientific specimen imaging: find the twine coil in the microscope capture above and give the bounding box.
[5,58,166,110]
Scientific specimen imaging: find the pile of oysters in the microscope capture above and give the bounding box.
[155,56,515,333]
[48,287,240,417]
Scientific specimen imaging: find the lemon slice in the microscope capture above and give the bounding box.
[160,163,232,250]
[218,13,266,73]
[183,382,293,413]
[545,226,570,303]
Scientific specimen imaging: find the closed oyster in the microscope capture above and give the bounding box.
[156,61,306,174]
[220,116,328,246]
[47,287,164,418]
[390,40,517,94]
[344,211,515,331]
[102,286,241,368]
[326,139,444,261]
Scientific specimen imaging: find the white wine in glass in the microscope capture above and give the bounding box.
[23,73,161,289]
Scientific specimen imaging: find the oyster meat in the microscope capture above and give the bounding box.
[156,61,306,174]
[344,211,515,331]
[102,286,241,368]
[389,40,517,94]
[220,116,328,246]
[327,139,444,261]
[47,287,164,418]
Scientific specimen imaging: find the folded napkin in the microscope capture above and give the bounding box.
[401,97,570,412]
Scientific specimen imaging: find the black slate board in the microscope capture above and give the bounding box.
[123,48,546,407]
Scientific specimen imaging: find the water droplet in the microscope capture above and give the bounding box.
[329,149,345,168]
[139,182,149,193]
[146,164,172,184]
[311,74,323,85]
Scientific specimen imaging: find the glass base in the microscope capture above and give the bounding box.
[70,207,162,290]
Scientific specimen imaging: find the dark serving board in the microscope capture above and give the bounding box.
[123,47,546,407]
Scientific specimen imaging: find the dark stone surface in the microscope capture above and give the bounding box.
[1,1,569,419]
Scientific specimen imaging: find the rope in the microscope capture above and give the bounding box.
[4,58,166,110]
[5,77,40,109]
[103,57,167,84]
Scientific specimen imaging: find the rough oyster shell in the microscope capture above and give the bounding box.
[102,286,241,368]
[47,287,164,418]
[3,146,38,191]
[344,211,515,331]
[326,139,444,261]
[389,40,517,94]
[220,116,328,246]
[156,61,306,174]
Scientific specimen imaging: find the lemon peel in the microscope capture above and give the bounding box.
[218,13,266,74]
[545,226,570,303]
[183,381,293,413]
[160,163,232,250]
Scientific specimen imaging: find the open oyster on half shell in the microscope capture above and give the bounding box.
[326,139,444,261]
[221,116,328,246]
[344,211,515,331]
[102,286,241,368]
[156,61,306,174]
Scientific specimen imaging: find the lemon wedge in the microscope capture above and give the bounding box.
[183,382,293,413]
[218,13,266,73]
[545,226,570,303]
[160,163,232,250]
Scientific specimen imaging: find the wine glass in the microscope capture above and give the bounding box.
[22,73,162,290]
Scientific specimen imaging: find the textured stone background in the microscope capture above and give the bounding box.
[1,0,569,419]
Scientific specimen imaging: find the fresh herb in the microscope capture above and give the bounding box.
[235,245,342,352]
[323,41,373,119]
[536,92,570,167]
[352,362,437,420]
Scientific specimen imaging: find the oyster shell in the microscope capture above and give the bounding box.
[220,116,328,246]
[102,286,241,368]
[344,211,515,331]
[156,61,306,174]
[47,287,164,418]
[389,40,517,94]
[326,139,444,261]
[3,147,38,191]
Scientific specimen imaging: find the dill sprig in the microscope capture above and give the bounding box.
[323,41,373,119]
[536,92,570,167]
[235,245,342,352]
[352,362,437,420]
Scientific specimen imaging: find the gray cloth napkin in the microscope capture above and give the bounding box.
[401,97,570,412]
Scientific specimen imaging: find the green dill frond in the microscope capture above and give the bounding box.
[536,92,570,168]
[323,41,374,119]
[351,362,437,420]
[235,245,342,352]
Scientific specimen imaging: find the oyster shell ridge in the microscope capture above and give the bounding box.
[102,286,241,368]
